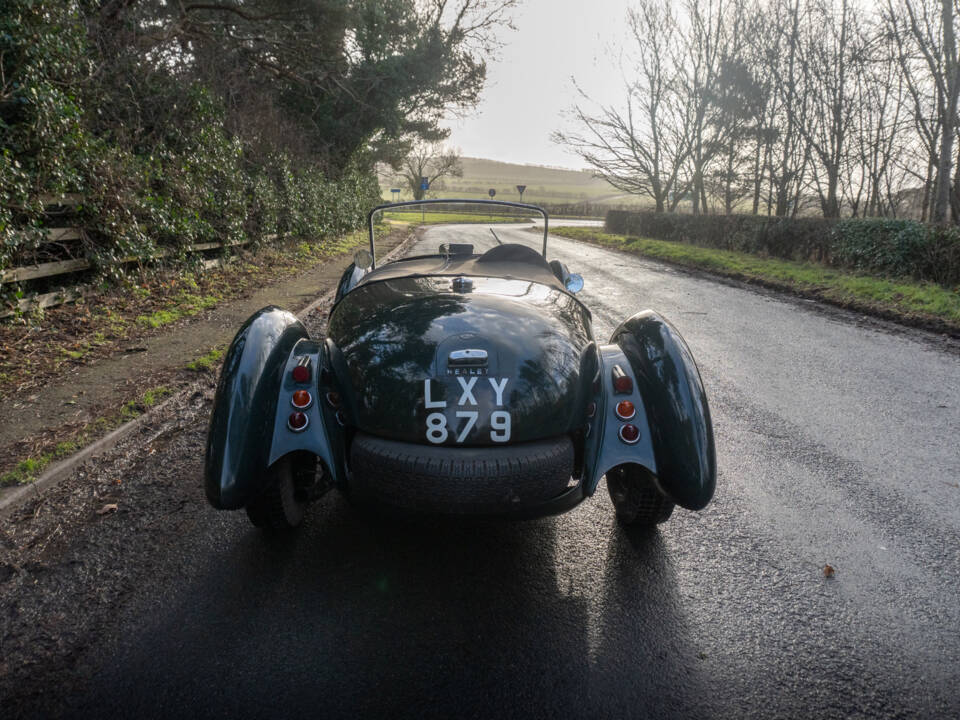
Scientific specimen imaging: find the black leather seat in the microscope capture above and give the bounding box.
[475,243,551,268]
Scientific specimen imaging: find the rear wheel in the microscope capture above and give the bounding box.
[606,465,674,527]
[244,454,315,531]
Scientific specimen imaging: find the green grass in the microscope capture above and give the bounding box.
[0,386,173,487]
[0,440,79,487]
[141,386,170,407]
[294,228,373,260]
[186,346,224,371]
[550,227,960,327]
[382,211,535,225]
[380,157,647,207]
[136,292,221,328]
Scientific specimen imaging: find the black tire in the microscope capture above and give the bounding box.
[606,464,674,527]
[244,454,314,531]
[350,432,574,514]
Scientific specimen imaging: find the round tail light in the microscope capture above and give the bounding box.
[613,375,633,394]
[615,400,635,420]
[619,423,640,444]
[292,390,312,409]
[287,411,309,432]
[292,364,310,383]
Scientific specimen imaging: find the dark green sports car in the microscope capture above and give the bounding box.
[204,200,715,530]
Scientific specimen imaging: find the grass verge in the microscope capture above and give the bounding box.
[186,346,225,371]
[550,227,960,333]
[0,385,172,487]
[0,227,379,402]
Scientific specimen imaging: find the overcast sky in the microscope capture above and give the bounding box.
[445,0,633,170]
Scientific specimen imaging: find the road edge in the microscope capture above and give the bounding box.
[545,227,960,341]
[0,230,419,519]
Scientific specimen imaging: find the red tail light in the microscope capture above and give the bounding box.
[326,391,341,408]
[292,364,310,383]
[619,424,640,444]
[615,400,635,420]
[292,390,312,409]
[586,401,596,418]
[612,365,633,394]
[287,411,309,432]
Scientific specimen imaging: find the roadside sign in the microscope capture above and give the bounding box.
[420,177,429,191]
[516,185,526,194]
[488,188,496,198]
[390,188,401,194]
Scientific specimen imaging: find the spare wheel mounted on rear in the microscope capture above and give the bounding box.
[349,432,576,516]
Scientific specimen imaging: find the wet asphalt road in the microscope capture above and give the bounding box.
[28,224,960,717]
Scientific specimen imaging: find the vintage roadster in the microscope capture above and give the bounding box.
[204,200,715,530]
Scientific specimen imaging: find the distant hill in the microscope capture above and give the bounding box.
[381,157,647,207]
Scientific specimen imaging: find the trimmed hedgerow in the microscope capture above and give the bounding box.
[605,210,960,286]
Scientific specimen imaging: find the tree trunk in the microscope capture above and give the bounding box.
[934,0,959,223]
[751,137,765,215]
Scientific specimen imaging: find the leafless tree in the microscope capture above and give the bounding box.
[756,0,813,217]
[842,20,909,217]
[886,0,960,222]
[396,142,463,200]
[557,0,960,223]
[676,0,729,214]
[553,0,692,212]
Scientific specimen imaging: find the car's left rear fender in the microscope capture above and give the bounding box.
[204,306,344,510]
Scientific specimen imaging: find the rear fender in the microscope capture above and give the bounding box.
[204,307,308,509]
[608,310,716,510]
[334,263,367,304]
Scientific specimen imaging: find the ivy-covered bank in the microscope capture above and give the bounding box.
[2,0,511,304]
[0,3,378,290]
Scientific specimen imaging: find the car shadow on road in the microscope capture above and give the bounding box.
[68,494,705,719]
[586,522,711,717]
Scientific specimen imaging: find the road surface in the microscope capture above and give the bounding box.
[3,223,959,718]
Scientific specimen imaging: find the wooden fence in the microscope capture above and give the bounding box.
[2,197,256,317]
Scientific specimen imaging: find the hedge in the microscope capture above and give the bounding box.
[1,2,380,291]
[605,210,960,286]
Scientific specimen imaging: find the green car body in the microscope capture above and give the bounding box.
[205,200,715,528]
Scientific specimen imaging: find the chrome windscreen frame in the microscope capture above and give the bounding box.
[367,198,549,269]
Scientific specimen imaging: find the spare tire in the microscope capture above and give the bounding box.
[349,433,574,514]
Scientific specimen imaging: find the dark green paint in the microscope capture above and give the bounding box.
[610,311,716,510]
[327,275,595,445]
[204,306,308,509]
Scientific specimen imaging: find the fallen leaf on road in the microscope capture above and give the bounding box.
[96,503,118,515]
[823,564,835,578]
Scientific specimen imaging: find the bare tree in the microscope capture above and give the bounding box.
[893,0,960,222]
[553,0,692,212]
[842,20,908,217]
[700,0,766,213]
[557,0,960,223]
[674,0,730,214]
[396,142,463,200]
[759,0,814,217]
